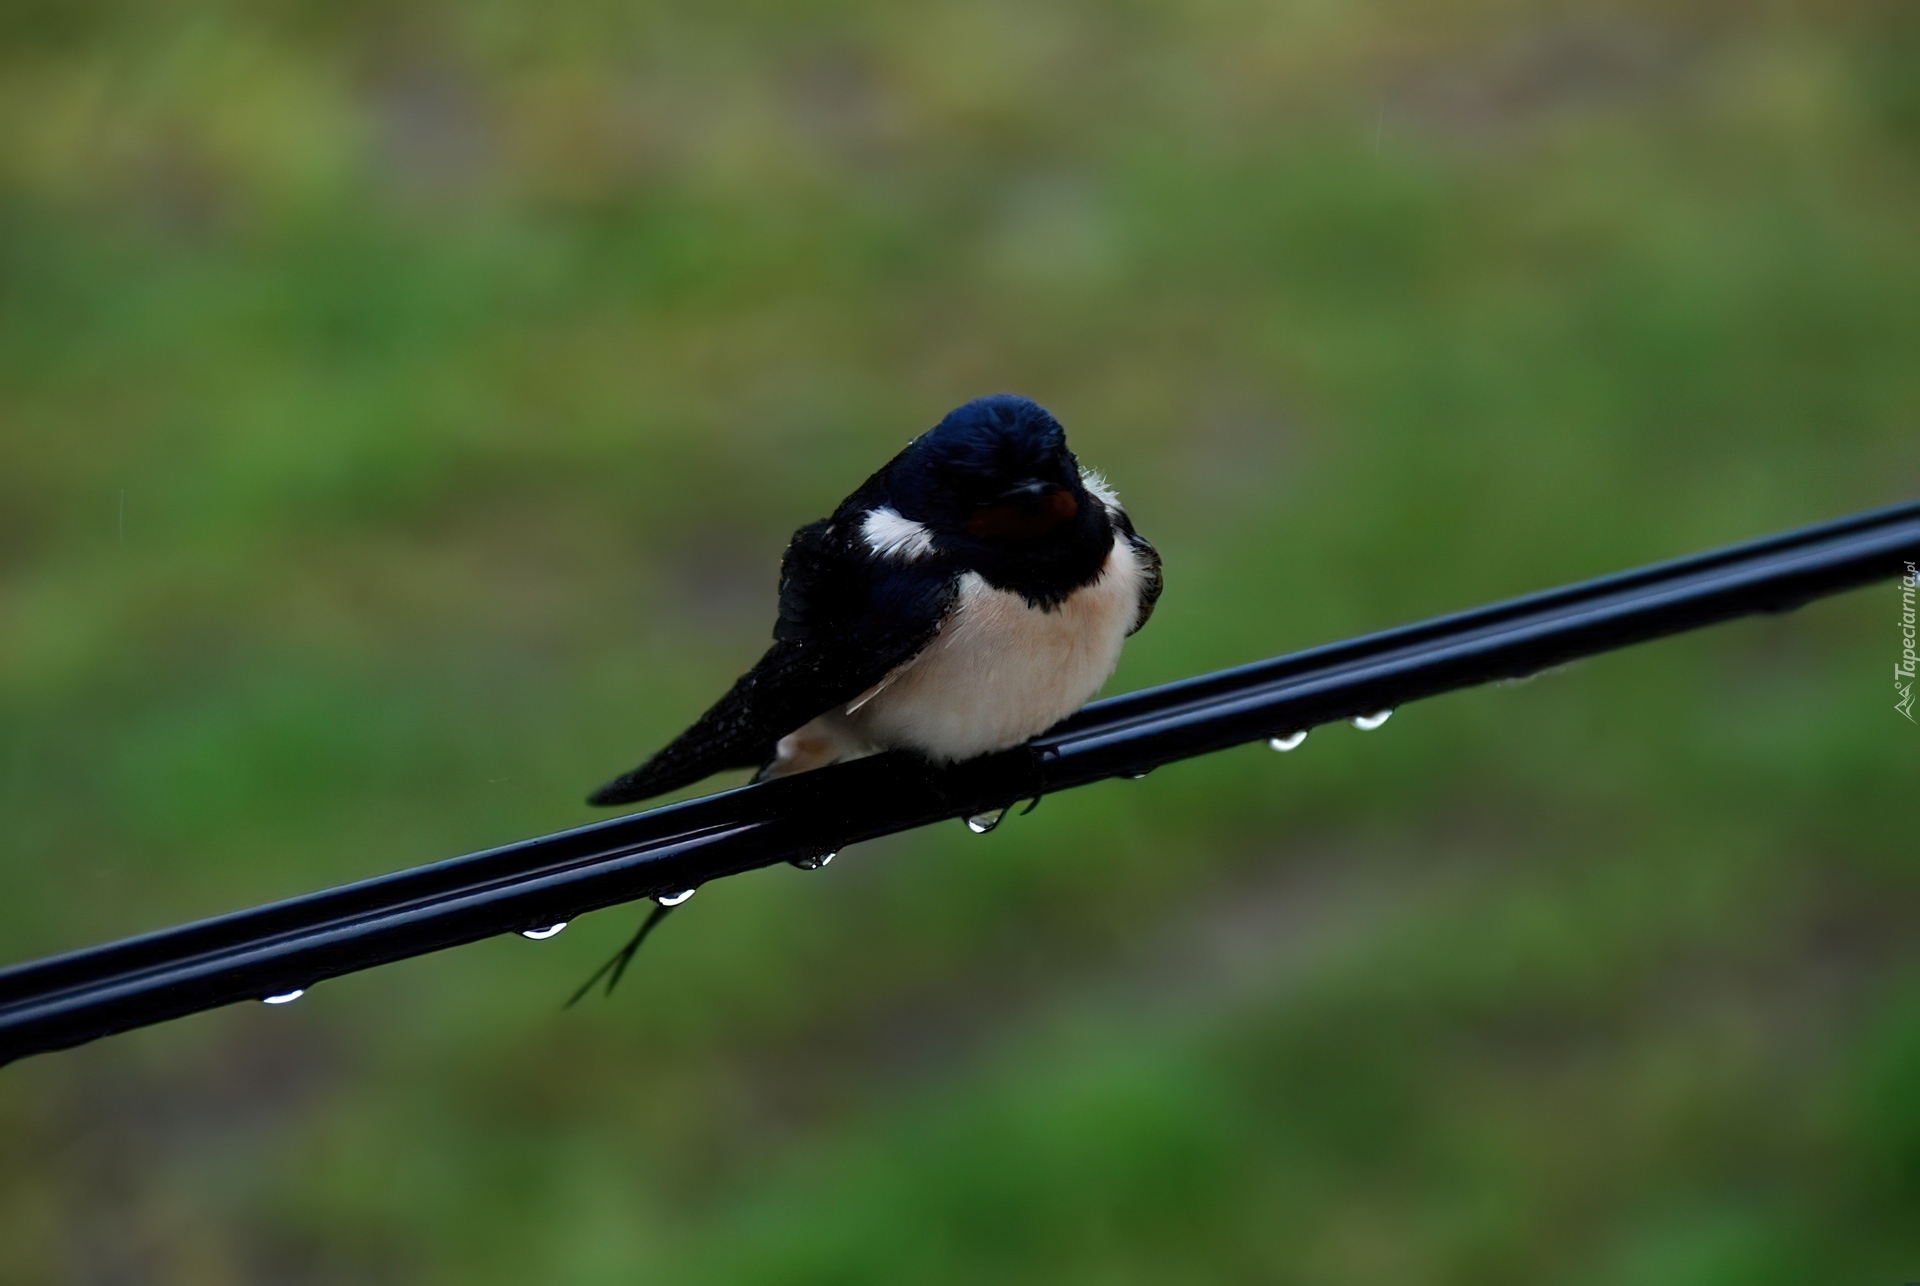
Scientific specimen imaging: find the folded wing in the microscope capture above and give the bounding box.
[587,517,957,806]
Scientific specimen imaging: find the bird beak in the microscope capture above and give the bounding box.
[999,479,1055,503]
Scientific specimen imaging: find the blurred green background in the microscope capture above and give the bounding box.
[2,0,1918,1281]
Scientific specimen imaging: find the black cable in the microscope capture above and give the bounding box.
[3,498,1916,1065]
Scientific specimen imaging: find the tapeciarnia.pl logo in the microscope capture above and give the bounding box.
[1898,560,1917,723]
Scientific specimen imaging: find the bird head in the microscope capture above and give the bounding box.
[895,395,1096,542]
[883,395,1114,600]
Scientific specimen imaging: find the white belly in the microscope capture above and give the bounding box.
[766,538,1148,775]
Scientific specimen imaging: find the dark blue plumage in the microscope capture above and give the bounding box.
[588,395,1160,807]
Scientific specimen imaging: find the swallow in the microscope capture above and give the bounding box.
[588,394,1162,809]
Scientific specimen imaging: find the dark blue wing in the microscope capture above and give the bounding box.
[588,516,957,806]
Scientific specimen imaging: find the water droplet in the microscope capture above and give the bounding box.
[263,989,305,1005]
[1267,731,1308,752]
[657,888,696,907]
[521,922,568,940]
[791,851,836,870]
[1127,769,1153,780]
[966,809,1005,834]
[1351,709,1393,731]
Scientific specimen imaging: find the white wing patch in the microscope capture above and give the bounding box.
[1079,468,1123,518]
[861,506,938,562]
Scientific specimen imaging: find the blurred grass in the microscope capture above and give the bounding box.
[2,0,1918,1282]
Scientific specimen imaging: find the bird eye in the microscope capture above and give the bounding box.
[965,485,1079,541]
